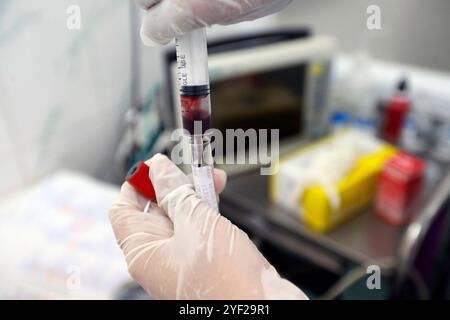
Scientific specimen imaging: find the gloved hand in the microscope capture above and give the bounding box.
[109,154,308,299]
[136,0,292,46]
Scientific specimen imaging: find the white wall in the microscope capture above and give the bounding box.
[277,0,450,72]
[0,0,135,196]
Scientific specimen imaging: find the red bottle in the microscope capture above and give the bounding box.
[382,96,411,144]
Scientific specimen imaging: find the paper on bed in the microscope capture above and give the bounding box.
[0,171,131,299]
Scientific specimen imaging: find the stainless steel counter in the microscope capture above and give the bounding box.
[219,159,450,275]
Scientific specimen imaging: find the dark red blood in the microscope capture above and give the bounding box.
[382,96,410,144]
[181,95,211,134]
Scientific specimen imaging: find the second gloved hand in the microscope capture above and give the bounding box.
[109,154,307,299]
[136,0,292,45]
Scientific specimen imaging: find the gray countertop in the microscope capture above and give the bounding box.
[219,158,449,273]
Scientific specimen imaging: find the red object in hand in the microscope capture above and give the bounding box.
[382,96,410,144]
[375,152,425,227]
[126,161,156,201]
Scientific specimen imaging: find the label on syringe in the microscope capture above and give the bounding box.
[175,29,209,88]
[175,40,188,87]
[191,165,218,212]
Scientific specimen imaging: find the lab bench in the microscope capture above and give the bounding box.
[219,159,450,296]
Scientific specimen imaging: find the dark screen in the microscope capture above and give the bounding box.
[210,64,306,139]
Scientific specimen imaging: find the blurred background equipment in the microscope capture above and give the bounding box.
[270,129,397,232]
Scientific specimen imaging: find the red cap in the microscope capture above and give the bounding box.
[126,161,156,201]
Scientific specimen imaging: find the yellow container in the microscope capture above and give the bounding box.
[269,133,397,233]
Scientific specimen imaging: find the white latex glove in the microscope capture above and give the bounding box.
[136,0,292,45]
[109,154,308,299]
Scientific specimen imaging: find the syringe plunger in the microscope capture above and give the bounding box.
[176,28,211,135]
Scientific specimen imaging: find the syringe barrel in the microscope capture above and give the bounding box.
[176,28,212,135]
[175,28,209,88]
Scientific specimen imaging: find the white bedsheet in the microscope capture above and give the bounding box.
[0,171,131,299]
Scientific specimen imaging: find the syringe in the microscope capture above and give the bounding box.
[175,28,218,211]
[126,29,218,212]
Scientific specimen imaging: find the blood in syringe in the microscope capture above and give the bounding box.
[181,95,211,135]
